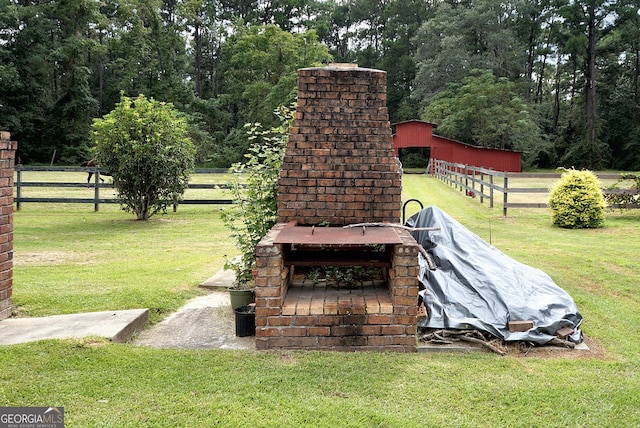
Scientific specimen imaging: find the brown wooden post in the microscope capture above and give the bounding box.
[15,164,21,211]
[94,167,100,212]
[503,176,509,216]
[489,173,494,208]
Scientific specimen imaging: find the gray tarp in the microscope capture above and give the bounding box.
[406,206,583,345]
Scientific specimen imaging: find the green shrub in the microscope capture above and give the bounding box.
[93,93,195,220]
[548,169,606,228]
[221,106,293,286]
[605,173,640,209]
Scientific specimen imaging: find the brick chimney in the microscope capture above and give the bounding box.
[277,63,402,226]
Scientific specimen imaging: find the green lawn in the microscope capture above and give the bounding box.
[1,174,639,427]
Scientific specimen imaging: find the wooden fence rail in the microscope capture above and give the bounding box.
[14,165,234,211]
[431,159,640,215]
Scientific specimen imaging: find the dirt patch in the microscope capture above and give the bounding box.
[419,328,607,359]
[505,336,608,359]
[13,251,96,266]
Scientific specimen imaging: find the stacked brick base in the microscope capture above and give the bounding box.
[0,131,16,321]
[255,224,419,352]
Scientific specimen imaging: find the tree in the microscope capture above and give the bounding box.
[379,0,433,122]
[46,0,101,163]
[556,0,616,169]
[214,23,331,165]
[4,0,640,170]
[412,0,526,104]
[179,0,224,99]
[423,70,542,164]
[1,0,61,162]
[220,24,331,127]
[92,94,195,220]
[598,0,640,169]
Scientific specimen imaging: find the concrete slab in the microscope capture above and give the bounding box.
[200,268,235,289]
[0,309,149,345]
[133,291,255,350]
[0,266,254,349]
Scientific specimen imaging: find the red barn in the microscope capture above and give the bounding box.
[393,120,522,172]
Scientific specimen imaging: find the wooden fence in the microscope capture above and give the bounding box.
[431,159,640,215]
[14,165,234,211]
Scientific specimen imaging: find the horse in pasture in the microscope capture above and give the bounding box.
[81,159,111,183]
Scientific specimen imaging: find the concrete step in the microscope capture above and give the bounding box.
[0,309,148,345]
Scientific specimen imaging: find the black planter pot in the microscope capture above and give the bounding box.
[234,305,256,337]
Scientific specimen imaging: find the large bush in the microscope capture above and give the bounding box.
[92,94,195,220]
[548,169,606,229]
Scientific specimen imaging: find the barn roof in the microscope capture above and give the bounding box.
[392,120,522,172]
[392,120,523,154]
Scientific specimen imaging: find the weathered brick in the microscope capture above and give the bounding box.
[367,314,393,325]
[368,336,394,346]
[381,325,406,335]
[317,315,343,326]
[282,327,308,337]
[256,327,282,337]
[0,132,14,321]
[308,326,331,336]
[267,316,293,327]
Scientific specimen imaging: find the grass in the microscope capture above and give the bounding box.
[1,173,640,427]
[12,204,235,324]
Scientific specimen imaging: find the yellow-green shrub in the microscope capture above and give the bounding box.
[548,169,606,228]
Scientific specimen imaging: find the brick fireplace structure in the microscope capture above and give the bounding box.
[255,64,419,352]
[0,131,16,321]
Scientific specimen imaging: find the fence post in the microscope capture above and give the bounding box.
[94,168,100,212]
[489,174,494,208]
[471,168,476,195]
[503,175,508,216]
[460,165,469,195]
[15,165,21,211]
[479,172,484,203]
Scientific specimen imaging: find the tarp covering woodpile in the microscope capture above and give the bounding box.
[406,206,583,345]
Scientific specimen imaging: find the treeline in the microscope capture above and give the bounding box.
[0,0,639,170]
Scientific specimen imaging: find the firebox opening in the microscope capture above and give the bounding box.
[274,225,402,316]
[282,262,393,317]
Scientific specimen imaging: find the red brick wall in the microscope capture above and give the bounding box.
[0,131,16,321]
[277,64,402,226]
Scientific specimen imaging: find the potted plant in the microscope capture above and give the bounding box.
[224,256,256,310]
[222,107,293,312]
